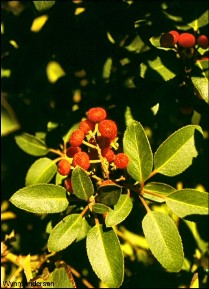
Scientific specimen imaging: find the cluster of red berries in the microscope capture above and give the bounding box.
[56,107,129,191]
[160,30,209,49]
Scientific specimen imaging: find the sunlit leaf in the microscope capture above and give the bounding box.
[33,1,55,11]
[46,61,66,83]
[143,182,176,203]
[1,98,20,136]
[31,15,48,32]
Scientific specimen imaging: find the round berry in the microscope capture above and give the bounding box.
[79,119,95,135]
[197,35,209,49]
[86,107,107,123]
[64,178,73,192]
[69,129,85,147]
[160,32,175,47]
[72,152,90,170]
[98,119,118,140]
[114,153,129,169]
[178,33,195,48]
[66,146,81,158]
[101,147,115,162]
[57,159,71,176]
[169,30,179,44]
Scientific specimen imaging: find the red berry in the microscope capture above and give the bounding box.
[169,30,179,44]
[86,107,107,123]
[197,35,209,49]
[178,33,195,48]
[101,147,115,162]
[64,178,73,192]
[79,119,95,135]
[98,119,118,140]
[57,159,71,176]
[69,129,85,147]
[160,32,175,47]
[72,152,90,170]
[66,146,81,158]
[114,153,129,169]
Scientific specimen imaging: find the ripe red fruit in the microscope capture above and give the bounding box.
[160,32,175,47]
[178,33,195,48]
[79,119,95,135]
[64,178,73,192]
[169,30,179,44]
[197,35,209,49]
[101,147,115,162]
[57,159,71,176]
[114,153,129,169]
[66,146,81,158]
[69,129,85,147]
[86,107,107,123]
[72,151,90,170]
[98,119,118,140]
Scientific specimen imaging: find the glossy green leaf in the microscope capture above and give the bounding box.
[123,120,153,183]
[25,157,57,186]
[142,211,184,272]
[105,194,133,227]
[165,189,209,218]
[188,10,209,30]
[76,217,91,242]
[71,167,94,201]
[97,184,122,206]
[92,203,111,214]
[15,133,49,156]
[48,214,83,252]
[86,225,124,288]
[154,125,203,176]
[143,182,176,203]
[10,184,68,214]
[33,1,55,11]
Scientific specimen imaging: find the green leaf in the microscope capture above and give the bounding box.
[92,203,111,214]
[48,214,83,252]
[123,120,153,183]
[105,194,133,227]
[86,225,124,288]
[25,157,57,186]
[103,57,112,79]
[188,10,209,30]
[165,189,209,218]
[140,56,176,81]
[33,1,55,11]
[154,125,203,176]
[10,184,68,214]
[124,106,135,127]
[15,133,49,156]
[142,211,184,272]
[97,184,122,206]
[71,167,94,201]
[143,182,176,203]
[76,217,91,242]
[1,97,20,136]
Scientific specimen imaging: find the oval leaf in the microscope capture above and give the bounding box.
[165,189,209,218]
[143,182,176,203]
[25,157,57,186]
[142,211,184,272]
[48,214,82,252]
[76,217,91,242]
[105,194,133,227]
[123,120,153,183]
[86,225,124,288]
[92,203,111,214]
[97,184,122,206]
[154,125,203,176]
[71,167,94,201]
[15,133,49,156]
[10,184,68,214]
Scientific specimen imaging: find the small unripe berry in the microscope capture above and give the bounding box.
[101,147,115,162]
[79,119,95,135]
[197,35,209,49]
[64,178,73,192]
[69,129,85,147]
[57,159,71,176]
[178,33,195,48]
[169,30,179,44]
[87,107,107,123]
[98,119,118,140]
[72,151,90,170]
[114,153,129,169]
[160,32,175,47]
[66,146,81,158]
